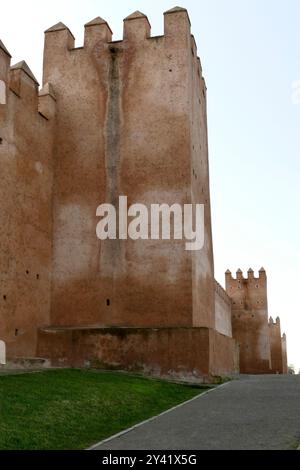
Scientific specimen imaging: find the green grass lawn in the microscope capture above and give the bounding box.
[0,369,206,450]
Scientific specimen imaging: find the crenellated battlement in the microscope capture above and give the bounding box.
[9,61,39,100]
[84,17,112,48]
[225,267,267,283]
[0,38,56,122]
[123,11,151,41]
[269,316,281,326]
[0,40,11,57]
[0,40,11,85]
[44,7,193,48]
[42,7,203,87]
[225,267,268,313]
[0,7,206,119]
[0,40,56,359]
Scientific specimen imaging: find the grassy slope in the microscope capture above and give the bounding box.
[0,369,205,450]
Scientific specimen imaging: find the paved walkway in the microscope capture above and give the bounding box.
[93,375,300,450]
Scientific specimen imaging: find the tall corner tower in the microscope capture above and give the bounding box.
[42,8,215,330]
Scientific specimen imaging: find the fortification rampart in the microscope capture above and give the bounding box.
[0,43,55,357]
[225,268,271,373]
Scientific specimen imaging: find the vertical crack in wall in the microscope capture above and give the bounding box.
[107,46,121,207]
[100,46,122,278]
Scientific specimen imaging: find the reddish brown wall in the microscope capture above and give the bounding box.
[38,325,237,380]
[43,9,215,330]
[209,328,239,376]
[0,46,55,357]
[225,269,271,374]
[214,280,232,337]
[268,317,284,374]
[1,10,240,380]
[281,333,288,374]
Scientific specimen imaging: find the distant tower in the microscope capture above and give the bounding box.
[225,268,271,373]
[281,333,288,374]
[268,317,284,374]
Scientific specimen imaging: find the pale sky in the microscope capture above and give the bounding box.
[1,0,299,370]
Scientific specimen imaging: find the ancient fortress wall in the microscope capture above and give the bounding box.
[268,317,284,374]
[43,8,215,330]
[214,280,232,337]
[0,43,55,357]
[0,8,288,379]
[281,333,288,374]
[225,268,271,373]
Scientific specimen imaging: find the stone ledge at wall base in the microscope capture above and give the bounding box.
[0,357,51,371]
[268,368,287,375]
[239,361,272,375]
[37,326,239,383]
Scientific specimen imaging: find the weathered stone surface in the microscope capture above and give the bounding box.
[0,9,287,379]
[45,22,75,39]
[225,269,276,374]
[10,60,39,85]
[38,326,238,381]
[42,8,214,332]
[215,280,232,337]
[269,317,284,374]
[0,53,55,358]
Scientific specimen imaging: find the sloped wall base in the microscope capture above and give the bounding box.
[38,326,239,382]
